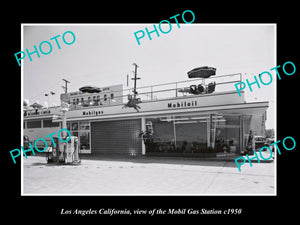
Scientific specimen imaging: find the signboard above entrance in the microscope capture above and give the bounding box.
[64,91,245,120]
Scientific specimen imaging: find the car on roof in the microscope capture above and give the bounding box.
[79,86,102,93]
[187,66,216,78]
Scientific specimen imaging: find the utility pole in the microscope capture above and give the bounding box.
[132,63,140,98]
[62,79,70,94]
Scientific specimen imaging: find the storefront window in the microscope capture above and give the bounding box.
[145,113,242,154]
[43,119,60,128]
[146,117,175,153]
[79,131,90,151]
[212,115,240,153]
[145,115,209,153]
[27,120,41,128]
[67,121,91,153]
[67,122,71,131]
[242,115,252,154]
[79,121,90,130]
[67,122,77,132]
[175,116,207,153]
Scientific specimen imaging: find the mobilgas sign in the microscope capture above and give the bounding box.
[78,100,199,117]
[82,110,104,116]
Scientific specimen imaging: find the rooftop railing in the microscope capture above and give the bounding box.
[24,73,242,113]
[119,73,242,103]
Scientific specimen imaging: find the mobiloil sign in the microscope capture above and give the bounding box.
[167,100,197,109]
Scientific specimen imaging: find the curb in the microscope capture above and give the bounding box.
[31,153,275,164]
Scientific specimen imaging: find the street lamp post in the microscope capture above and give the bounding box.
[45,91,55,108]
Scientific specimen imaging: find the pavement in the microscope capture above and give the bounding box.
[22,153,275,195]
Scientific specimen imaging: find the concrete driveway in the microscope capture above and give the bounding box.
[22,155,275,195]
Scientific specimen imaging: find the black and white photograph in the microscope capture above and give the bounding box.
[21,23,276,195]
[4,4,298,221]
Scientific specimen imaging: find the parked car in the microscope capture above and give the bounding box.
[266,137,275,151]
[23,135,33,155]
[254,136,267,150]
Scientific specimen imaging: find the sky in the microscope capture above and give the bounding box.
[23,24,276,128]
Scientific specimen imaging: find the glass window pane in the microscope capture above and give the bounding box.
[71,131,78,137]
[214,115,240,153]
[175,118,207,153]
[79,121,90,130]
[43,119,60,128]
[27,120,41,128]
[144,118,174,153]
[72,122,78,131]
[79,131,90,150]
[67,122,71,131]
[145,114,210,154]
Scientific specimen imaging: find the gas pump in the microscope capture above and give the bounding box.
[58,140,65,163]
[46,97,80,164]
[46,137,59,163]
[47,136,80,164]
[64,136,80,164]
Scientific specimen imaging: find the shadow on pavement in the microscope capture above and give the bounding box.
[30,162,79,167]
[78,154,239,168]
[28,152,273,168]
